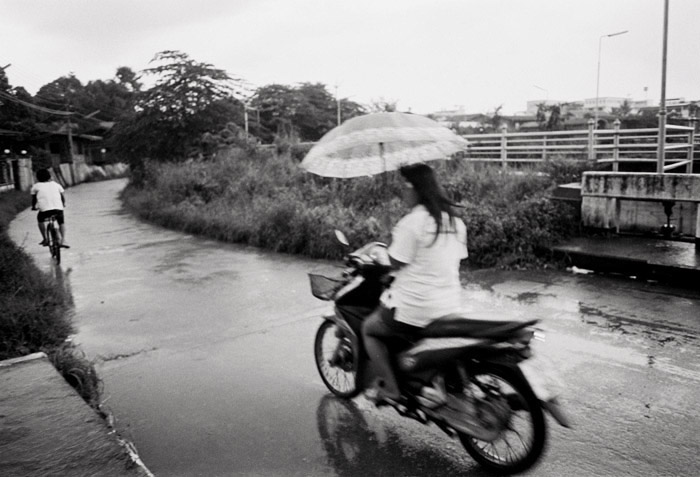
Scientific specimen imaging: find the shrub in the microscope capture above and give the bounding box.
[122,148,581,269]
[536,156,603,184]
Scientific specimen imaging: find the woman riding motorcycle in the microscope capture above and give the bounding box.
[362,163,468,405]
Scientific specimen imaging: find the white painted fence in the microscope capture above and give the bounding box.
[462,121,698,173]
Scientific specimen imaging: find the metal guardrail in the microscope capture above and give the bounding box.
[462,120,697,173]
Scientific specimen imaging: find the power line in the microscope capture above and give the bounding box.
[0,90,74,116]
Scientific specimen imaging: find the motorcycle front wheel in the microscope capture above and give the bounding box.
[456,364,547,475]
[314,320,360,398]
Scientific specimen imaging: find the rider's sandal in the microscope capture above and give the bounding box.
[365,386,402,407]
[417,375,448,409]
[60,243,70,249]
[39,240,49,246]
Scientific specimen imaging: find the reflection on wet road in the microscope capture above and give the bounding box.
[9,179,700,476]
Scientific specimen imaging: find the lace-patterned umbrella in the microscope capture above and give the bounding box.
[300,112,468,178]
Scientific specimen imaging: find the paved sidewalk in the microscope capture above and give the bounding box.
[0,353,151,477]
[552,235,700,285]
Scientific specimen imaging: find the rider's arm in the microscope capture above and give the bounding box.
[389,255,408,271]
[61,193,66,208]
[31,194,37,210]
[387,213,417,271]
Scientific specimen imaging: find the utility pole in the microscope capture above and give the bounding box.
[335,84,341,126]
[65,115,75,173]
[657,0,669,173]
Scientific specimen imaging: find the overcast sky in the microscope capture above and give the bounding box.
[2,0,698,114]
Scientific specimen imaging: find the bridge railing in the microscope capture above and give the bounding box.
[461,119,698,173]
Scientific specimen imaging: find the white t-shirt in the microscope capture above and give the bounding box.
[31,181,65,212]
[381,205,468,327]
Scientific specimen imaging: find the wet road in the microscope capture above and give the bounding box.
[9,179,700,476]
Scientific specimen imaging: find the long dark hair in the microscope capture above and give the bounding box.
[400,163,459,242]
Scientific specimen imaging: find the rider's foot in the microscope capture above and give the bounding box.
[39,240,49,246]
[417,374,448,409]
[60,243,70,249]
[418,385,447,409]
[365,384,401,407]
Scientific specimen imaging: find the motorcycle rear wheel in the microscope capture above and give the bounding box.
[456,364,546,474]
[314,320,360,398]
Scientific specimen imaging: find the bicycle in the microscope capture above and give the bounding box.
[43,215,62,265]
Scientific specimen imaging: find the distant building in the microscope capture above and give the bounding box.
[430,108,488,130]
[525,100,564,115]
[631,99,655,112]
[637,98,698,121]
[500,115,538,131]
[428,95,698,134]
[582,97,627,113]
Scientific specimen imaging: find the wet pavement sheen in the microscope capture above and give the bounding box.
[9,179,700,476]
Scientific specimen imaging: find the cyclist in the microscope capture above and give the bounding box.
[31,168,69,249]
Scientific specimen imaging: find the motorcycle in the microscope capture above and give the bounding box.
[309,231,570,475]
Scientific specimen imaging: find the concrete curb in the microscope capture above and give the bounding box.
[0,351,47,368]
[0,353,153,477]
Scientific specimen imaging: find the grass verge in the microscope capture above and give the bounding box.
[0,190,102,408]
[122,148,584,268]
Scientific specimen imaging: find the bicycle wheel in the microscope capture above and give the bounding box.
[48,222,61,265]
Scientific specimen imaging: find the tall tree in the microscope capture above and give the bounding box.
[112,50,244,165]
[249,82,367,143]
[481,105,503,132]
[545,104,561,130]
[115,66,141,92]
[612,99,632,118]
[34,74,85,112]
[294,82,336,141]
[369,97,397,113]
[0,69,39,135]
[251,84,302,142]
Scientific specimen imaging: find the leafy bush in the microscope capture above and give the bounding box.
[122,149,581,268]
[290,142,313,162]
[537,156,604,184]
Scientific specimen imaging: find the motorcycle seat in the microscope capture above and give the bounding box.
[418,315,539,340]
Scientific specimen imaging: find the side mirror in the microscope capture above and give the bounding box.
[334,230,350,247]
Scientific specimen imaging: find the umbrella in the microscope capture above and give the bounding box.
[300,112,468,178]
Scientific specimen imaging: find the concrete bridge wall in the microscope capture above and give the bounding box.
[583,197,697,235]
[581,172,700,242]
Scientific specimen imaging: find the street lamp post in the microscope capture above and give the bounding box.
[595,30,628,127]
[533,85,548,101]
[657,0,670,173]
[334,84,341,126]
[243,99,258,140]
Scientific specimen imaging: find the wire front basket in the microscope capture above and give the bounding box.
[308,273,347,301]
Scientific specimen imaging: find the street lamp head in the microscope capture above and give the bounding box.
[595,29,629,127]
